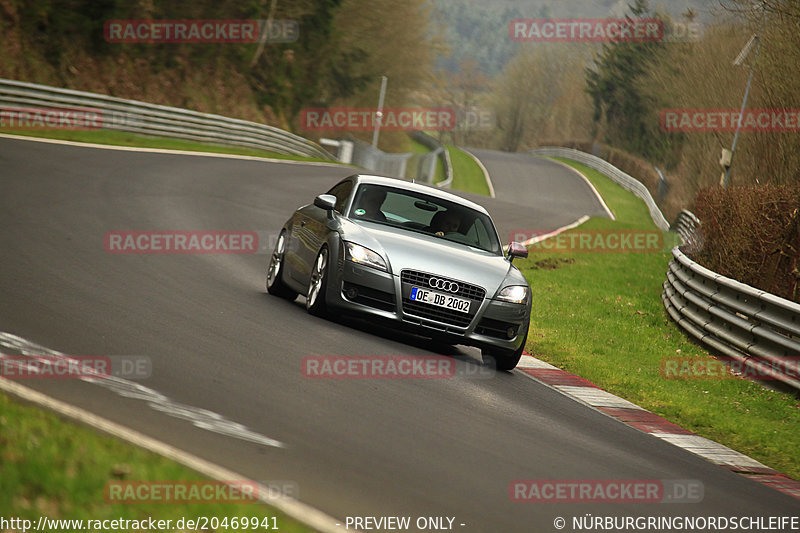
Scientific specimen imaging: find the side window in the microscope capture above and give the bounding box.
[473,219,491,248]
[326,181,353,213]
[465,218,493,250]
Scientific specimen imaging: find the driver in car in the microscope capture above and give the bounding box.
[428,210,461,236]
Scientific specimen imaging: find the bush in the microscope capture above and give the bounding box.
[692,185,800,302]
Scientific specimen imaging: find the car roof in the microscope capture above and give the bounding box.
[348,174,490,215]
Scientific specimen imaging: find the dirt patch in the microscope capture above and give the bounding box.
[527,257,576,270]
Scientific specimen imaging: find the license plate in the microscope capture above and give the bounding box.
[410,286,470,313]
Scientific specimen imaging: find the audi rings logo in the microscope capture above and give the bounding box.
[429,277,459,293]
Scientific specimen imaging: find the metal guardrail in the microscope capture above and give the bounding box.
[348,138,412,178]
[526,147,800,389]
[437,146,454,188]
[662,245,800,390]
[409,131,453,187]
[672,209,701,246]
[529,146,669,231]
[416,146,443,184]
[0,79,334,160]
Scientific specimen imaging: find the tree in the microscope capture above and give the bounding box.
[584,0,677,162]
[492,45,592,152]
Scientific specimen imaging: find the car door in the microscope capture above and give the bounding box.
[288,179,353,285]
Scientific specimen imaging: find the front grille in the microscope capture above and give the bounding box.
[402,299,473,327]
[400,270,485,301]
[400,270,485,328]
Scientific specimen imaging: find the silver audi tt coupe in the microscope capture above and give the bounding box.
[266,174,531,370]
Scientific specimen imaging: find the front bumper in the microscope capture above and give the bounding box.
[327,260,530,352]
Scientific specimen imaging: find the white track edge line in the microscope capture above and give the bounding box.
[518,215,589,247]
[462,148,495,198]
[0,132,349,168]
[0,378,352,533]
[543,156,616,221]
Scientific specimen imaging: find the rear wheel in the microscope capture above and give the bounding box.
[481,325,528,371]
[306,246,329,317]
[266,231,298,300]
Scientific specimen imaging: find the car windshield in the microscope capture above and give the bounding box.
[348,184,502,254]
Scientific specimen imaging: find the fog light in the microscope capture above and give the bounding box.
[506,327,517,339]
[345,286,359,300]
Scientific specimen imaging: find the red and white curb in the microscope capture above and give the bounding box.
[516,353,800,500]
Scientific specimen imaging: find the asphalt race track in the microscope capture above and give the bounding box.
[1,136,797,531]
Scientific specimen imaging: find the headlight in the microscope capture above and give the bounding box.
[495,285,529,304]
[345,242,387,271]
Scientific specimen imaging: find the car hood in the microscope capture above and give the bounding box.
[340,219,525,296]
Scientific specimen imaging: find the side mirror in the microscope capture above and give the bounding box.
[313,194,337,211]
[507,241,528,263]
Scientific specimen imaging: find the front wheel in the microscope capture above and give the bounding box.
[266,231,298,300]
[306,246,329,317]
[481,325,528,371]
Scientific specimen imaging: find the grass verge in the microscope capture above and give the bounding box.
[446,146,490,196]
[517,157,800,479]
[0,129,337,164]
[0,390,314,530]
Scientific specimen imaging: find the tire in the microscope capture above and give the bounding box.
[306,246,329,317]
[266,231,298,300]
[481,324,528,371]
